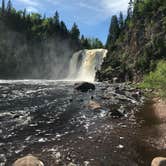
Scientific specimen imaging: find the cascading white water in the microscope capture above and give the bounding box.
[67,49,107,82]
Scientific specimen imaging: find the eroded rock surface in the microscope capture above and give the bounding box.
[13,155,44,166]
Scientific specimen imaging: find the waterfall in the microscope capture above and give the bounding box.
[67,49,107,82]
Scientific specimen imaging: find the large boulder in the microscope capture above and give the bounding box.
[74,82,95,92]
[151,157,166,166]
[13,155,44,166]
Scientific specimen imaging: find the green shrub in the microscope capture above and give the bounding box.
[140,61,166,98]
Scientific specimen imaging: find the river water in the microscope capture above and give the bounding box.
[0,80,165,166]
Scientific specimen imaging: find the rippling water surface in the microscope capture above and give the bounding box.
[0,80,165,166]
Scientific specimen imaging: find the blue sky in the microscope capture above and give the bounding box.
[11,0,129,43]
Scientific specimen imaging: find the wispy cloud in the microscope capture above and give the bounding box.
[16,0,40,13]
[100,0,129,15]
[78,2,103,12]
[17,0,39,7]
[16,0,129,18]
[26,6,39,13]
[46,0,59,5]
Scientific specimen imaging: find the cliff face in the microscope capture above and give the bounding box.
[97,0,166,82]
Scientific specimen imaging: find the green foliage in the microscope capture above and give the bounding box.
[138,1,146,13]
[140,61,166,98]
[70,23,80,41]
[127,20,134,28]
[99,0,166,83]
[87,38,103,49]
[133,0,165,15]
[102,66,113,75]
[106,15,120,49]
[80,35,103,49]
[119,12,124,30]
[0,0,104,79]
[6,0,12,13]
[1,0,5,14]
[127,0,133,19]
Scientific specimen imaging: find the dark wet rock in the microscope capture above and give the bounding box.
[110,110,124,118]
[69,98,73,102]
[13,115,20,119]
[115,86,126,95]
[91,96,94,100]
[13,155,44,166]
[109,105,125,118]
[74,82,95,92]
[131,91,142,99]
[151,157,166,166]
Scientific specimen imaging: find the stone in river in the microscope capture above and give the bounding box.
[151,157,166,166]
[109,105,125,118]
[13,155,44,166]
[87,100,102,111]
[68,162,77,166]
[74,82,95,92]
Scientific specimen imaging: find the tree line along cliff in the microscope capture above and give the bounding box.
[97,0,166,82]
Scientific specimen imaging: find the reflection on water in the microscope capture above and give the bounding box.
[0,80,165,166]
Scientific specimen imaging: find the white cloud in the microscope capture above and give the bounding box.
[26,6,39,13]
[100,0,129,15]
[15,0,129,24]
[17,0,39,6]
[72,0,129,24]
[46,0,59,5]
[17,0,129,17]
[78,2,103,12]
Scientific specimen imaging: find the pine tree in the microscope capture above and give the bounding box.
[81,35,85,42]
[127,0,133,20]
[119,12,124,30]
[70,23,80,41]
[43,13,46,20]
[6,0,12,14]
[2,0,5,14]
[53,11,59,25]
[60,21,68,38]
[80,36,90,49]
[23,8,26,19]
[133,0,140,17]
[106,15,120,49]
[53,11,60,33]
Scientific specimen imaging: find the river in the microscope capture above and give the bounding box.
[0,80,165,166]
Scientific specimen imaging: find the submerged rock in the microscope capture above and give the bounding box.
[68,162,77,166]
[13,155,44,166]
[151,157,166,166]
[109,105,125,118]
[74,82,95,92]
[87,100,102,111]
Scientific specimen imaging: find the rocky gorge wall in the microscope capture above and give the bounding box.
[97,1,166,82]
